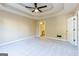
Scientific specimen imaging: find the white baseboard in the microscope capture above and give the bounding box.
[35,36,67,41]
[0,35,35,47]
[46,36,67,41]
[46,37,67,41]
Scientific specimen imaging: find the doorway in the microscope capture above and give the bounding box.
[39,21,46,38]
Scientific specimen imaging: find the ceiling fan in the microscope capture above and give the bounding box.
[25,3,47,13]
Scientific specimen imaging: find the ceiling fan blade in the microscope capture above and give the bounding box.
[34,3,37,8]
[25,6,34,9]
[38,5,47,9]
[32,10,35,12]
[38,9,42,12]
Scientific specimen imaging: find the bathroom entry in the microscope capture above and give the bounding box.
[39,21,46,38]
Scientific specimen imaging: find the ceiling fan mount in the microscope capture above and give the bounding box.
[25,3,47,13]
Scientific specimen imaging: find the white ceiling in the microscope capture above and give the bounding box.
[0,3,79,19]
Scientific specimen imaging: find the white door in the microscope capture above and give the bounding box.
[67,16,78,46]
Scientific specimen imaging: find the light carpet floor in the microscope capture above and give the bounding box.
[0,37,78,56]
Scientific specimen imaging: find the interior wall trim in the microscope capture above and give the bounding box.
[0,35,35,47]
[35,35,67,41]
[46,36,67,41]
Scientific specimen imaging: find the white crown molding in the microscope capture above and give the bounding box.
[0,3,78,20]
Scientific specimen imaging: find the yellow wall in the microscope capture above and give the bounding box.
[0,11,36,43]
[39,21,45,37]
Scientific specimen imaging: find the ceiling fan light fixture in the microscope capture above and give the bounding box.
[35,8,39,13]
[25,3,47,13]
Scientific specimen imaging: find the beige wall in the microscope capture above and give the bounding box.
[45,13,73,40]
[35,13,74,40]
[35,20,40,37]
[45,17,56,37]
[0,10,74,43]
[0,11,36,43]
[55,14,72,39]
